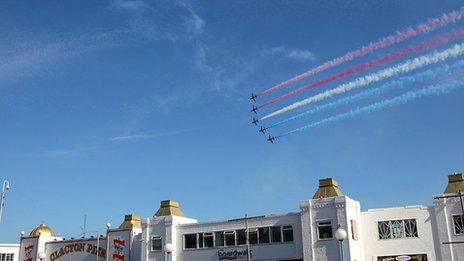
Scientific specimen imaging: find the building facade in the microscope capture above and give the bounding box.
[12,173,464,261]
[0,244,19,261]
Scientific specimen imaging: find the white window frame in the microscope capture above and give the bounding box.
[223,230,236,246]
[316,220,334,240]
[282,225,294,242]
[151,235,162,252]
[377,218,419,240]
[202,232,215,248]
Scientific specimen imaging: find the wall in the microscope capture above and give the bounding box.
[433,194,464,261]
[300,196,363,261]
[174,213,303,261]
[361,205,437,261]
[0,244,19,261]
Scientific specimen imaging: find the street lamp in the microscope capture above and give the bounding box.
[335,226,347,261]
[164,243,173,261]
[0,180,11,224]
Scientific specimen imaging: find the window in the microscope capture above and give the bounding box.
[237,229,246,245]
[0,254,14,261]
[248,229,258,244]
[317,221,333,240]
[151,236,162,251]
[271,226,282,243]
[224,231,236,246]
[184,234,197,249]
[453,215,464,235]
[215,231,224,246]
[378,219,418,240]
[203,232,214,248]
[198,233,203,248]
[351,220,358,241]
[282,226,294,242]
[258,227,270,244]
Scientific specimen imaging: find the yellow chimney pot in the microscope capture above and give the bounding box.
[313,178,343,199]
[155,200,185,217]
[444,173,464,194]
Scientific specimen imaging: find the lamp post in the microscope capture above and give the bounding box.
[335,226,347,261]
[164,243,173,261]
[0,180,11,225]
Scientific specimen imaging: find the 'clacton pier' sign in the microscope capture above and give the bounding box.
[46,239,107,261]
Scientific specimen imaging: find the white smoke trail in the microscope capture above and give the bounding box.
[278,77,464,138]
[262,43,464,120]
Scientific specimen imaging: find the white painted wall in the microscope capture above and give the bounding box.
[300,196,364,261]
[174,213,303,261]
[361,205,437,261]
[0,244,19,261]
[433,194,464,261]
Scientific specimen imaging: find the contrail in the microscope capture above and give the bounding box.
[258,29,464,109]
[258,7,464,96]
[267,60,464,129]
[277,77,464,139]
[262,43,464,120]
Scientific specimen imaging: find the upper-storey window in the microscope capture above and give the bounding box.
[453,215,464,235]
[0,254,14,261]
[378,219,418,240]
[317,220,333,240]
[151,236,162,251]
[203,232,214,247]
[183,224,294,249]
[184,233,197,249]
[258,227,270,244]
[271,226,282,243]
[282,225,294,242]
[224,231,236,246]
[215,231,224,246]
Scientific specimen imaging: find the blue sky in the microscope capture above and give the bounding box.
[0,0,463,242]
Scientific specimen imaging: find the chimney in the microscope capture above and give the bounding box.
[313,178,343,199]
[444,173,464,194]
[155,200,185,217]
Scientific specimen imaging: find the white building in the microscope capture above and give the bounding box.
[12,173,464,261]
[0,244,19,261]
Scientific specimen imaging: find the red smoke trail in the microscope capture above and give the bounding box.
[258,29,464,109]
[258,7,464,96]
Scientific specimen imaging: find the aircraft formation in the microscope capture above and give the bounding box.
[249,7,464,144]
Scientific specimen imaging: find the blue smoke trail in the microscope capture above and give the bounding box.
[268,60,464,130]
[277,77,464,139]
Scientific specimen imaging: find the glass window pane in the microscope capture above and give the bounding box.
[317,221,333,240]
[405,219,418,238]
[215,232,224,246]
[258,227,270,244]
[378,221,391,240]
[198,233,203,248]
[453,215,464,235]
[203,233,214,248]
[391,220,405,239]
[282,226,293,242]
[236,229,246,245]
[184,234,197,249]
[224,231,236,246]
[271,226,282,243]
[152,236,162,251]
[249,229,258,244]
